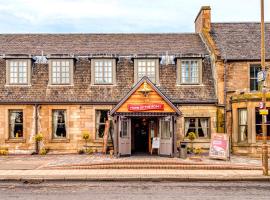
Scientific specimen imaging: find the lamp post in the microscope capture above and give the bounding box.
[260,0,268,176]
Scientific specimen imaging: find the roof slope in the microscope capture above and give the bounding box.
[210,23,270,60]
[0,33,208,55]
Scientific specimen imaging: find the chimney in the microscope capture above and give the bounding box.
[195,6,211,33]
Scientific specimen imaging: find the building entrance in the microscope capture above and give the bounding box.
[131,117,158,154]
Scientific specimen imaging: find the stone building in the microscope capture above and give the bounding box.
[198,6,270,156]
[0,6,268,156]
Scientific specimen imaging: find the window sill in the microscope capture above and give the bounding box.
[5,138,26,143]
[48,84,74,87]
[5,84,31,87]
[93,139,112,143]
[176,84,204,86]
[49,139,70,143]
[183,138,210,143]
[90,84,117,87]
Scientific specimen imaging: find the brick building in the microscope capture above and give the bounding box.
[0,6,268,156]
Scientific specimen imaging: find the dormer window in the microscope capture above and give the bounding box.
[91,59,116,85]
[134,59,159,84]
[6,59,31,85]
[177,59,202,85]
[49,59,74,85]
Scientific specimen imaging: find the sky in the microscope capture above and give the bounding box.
[0,0,269,33]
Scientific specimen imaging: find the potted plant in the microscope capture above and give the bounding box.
[82,130,90,151]
[34,133,44,154]
[186,132,196,153]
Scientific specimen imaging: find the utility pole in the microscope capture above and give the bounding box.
[260,0,268,176]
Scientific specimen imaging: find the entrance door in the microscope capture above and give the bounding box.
[159,116,173,156]
[118,117,131,156]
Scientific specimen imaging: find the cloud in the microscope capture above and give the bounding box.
[0,0,269,33]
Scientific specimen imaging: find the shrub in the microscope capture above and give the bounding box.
[39,147,49,155]
[85,148,94,155]
[78,149,85,154]
[187,132,196,141]
[34,133,43,142]
[194,147,203,155]
[0,147,8,156]
[82,130,90,140]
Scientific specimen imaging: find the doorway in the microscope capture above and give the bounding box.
[131,117,158,154]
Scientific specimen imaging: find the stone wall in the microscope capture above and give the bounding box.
[176,105,217,149]
[0,104,114,154]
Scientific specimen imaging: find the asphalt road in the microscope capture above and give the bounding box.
[0,181,269,200]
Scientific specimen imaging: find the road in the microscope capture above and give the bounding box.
[0,181,269,200]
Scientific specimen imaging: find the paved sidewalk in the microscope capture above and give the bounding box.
[0,154,265,170]
[0,154,269,181]
[0,169,269,181]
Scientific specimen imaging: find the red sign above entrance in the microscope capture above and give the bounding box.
[128,103,164,111]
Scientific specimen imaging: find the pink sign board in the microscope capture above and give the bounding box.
[209,133,230,160]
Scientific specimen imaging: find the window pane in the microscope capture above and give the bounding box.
[256,108,270,140]
[160,120,170,139]
[121,119,128,137]
[250,65,261,91]
[238,109,248,142]
[9,110,23,138]
[8,61,28,84]
[185,118,209,138]
[52,110,67,138]
[94,60,113,84]
[137,60,156,83]
[181,60,200,84]
[96,110,109,139]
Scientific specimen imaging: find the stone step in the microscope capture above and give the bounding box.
[46,163,261,170]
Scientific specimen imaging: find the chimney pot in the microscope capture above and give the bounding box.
[195,6,211,33]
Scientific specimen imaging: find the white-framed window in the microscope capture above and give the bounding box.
[49,59,73,85]
[184,118,209,138]
[178,59,202,84]
[134,59,159,84]
[238,108,248,142]
[250,64,261,91]
[9,110,23,139]
[91,59,116,85]
[6,60,30,85]
[52,110,67,139]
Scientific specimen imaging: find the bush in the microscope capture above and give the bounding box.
[187,132,196,141]
[85,148,94,155]
[0,147,8,155]
[194,147,203,155]
[34,133,43,142]
[39,147,49,155]
[78,149,85,154]
[82,130,90,140]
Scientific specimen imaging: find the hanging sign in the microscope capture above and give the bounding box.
[209,133,230,160]
[257,70,266,82]
[260,109,268,115]
[128,103,164,111]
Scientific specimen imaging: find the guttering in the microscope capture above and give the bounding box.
[0,100,218,106]
[0,101,118,105]
[34,104,39,154]
[224,58,228,134]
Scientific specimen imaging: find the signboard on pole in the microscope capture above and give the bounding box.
[257,70,266,82]
[209,133,230,160]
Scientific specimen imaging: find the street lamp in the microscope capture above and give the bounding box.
[260,0,268,176]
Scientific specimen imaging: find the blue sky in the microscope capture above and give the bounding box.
[0,0,269,33]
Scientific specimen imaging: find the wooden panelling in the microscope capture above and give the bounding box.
[116,83,175,113]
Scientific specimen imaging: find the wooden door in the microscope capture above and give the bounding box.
[118,117,131,156]
[159,116,173,156]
